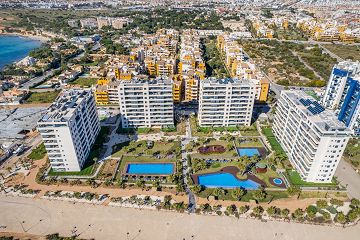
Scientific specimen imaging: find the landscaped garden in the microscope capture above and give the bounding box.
[28,143,47,160]
[110,139,184,189]
[261,127,285,154]
[285,169,339,188]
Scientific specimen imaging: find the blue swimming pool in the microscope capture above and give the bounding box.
[237,148,260,157]
[126,163,174,175]
[273,178,283,185]
[197,173,260,189]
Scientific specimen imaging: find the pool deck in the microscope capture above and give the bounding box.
[122,162,176,177]
[191,166,266,187]
[269,177,286,188]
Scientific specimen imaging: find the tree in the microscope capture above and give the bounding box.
[335,212,347,224]
[322,211,331,221]
[231,188,245,201]
[330,198,344,207]
[347,210,359,222]
[252,206,264,216]
[316,200,328,209]
[266,206,277,217]
[212,188,225,200]
[281,208,290,218]
[293,208,304,220]
[350,198,360,207]
[287,186,301,196]
[239,205,249,214]
[226,204,237,215]
[135,180,145,189]
[306,205,317,220]
[252,189,266,202]
[191,185,202,194]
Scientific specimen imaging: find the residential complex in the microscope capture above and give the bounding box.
[198,78,255,127]
[322,61,360,136]
[273,90,351,183]
[297,18,360,43]
[37,89,100,172]
[217,33,269,102]
[118,77,174,128]
[178,30,206,102]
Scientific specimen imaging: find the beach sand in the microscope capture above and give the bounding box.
[0,194,359,240]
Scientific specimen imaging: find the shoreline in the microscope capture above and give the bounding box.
[0,32,50,43]
[0,194,359,240]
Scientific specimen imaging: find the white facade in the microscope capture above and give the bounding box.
[38,89,100,172]
[198,78,255,127]
[273,90,351,183]
[118,78,174,128]
[322,61,360,136]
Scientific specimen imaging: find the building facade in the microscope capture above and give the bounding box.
[322,61,360,136]
[118,78,174,128]
[37,89,100,172]
[273,90,351,183]
[198,78,255,127]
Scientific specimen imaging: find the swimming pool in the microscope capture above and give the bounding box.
[126,163,174,175]
[197,172,260,189]
[273,178,283,185]
[237,148,260,157]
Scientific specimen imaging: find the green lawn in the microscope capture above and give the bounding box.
[48,148,100,176]
[238,138,263,148]
[28,143,47,160]
[69,77,98,87]
[24,90,60,104]
[262,127,285,154]
[112,140,181,158]
[286,170,338,187]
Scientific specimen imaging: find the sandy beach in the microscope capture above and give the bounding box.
[0,32,49,42]
[0,195,359,240]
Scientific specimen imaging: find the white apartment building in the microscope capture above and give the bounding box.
[198,78,255,127]
[37,89,100,172]
[322,61,360,136]
[273,90,351,183]
[118,78,174,128]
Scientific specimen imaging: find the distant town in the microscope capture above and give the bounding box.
[0,1,360,240]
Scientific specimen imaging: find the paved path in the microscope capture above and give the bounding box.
[0,195,359,240]
[335,160,360,199]
[181,118,196,212]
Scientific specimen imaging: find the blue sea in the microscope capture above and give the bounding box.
[0,35,42,69]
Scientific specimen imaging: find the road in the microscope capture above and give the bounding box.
[335,159,360,199]
[181,118,196,212]
[19,68,59,90]
[0,195,359,240]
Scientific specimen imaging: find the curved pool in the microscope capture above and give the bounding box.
[273,178,283,185]
[197,173,260,189]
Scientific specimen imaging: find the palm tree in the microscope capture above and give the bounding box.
[281,208,290,218]
[252,189,266,202]
[252,206,264,217]
[231,188,245,201]
[212,187,225,200]
[191,185,202,194]
[293,208,304,220]
[266,206,277,217]
[335,212,347,224]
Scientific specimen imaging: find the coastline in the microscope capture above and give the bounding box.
[0,32,50,43]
